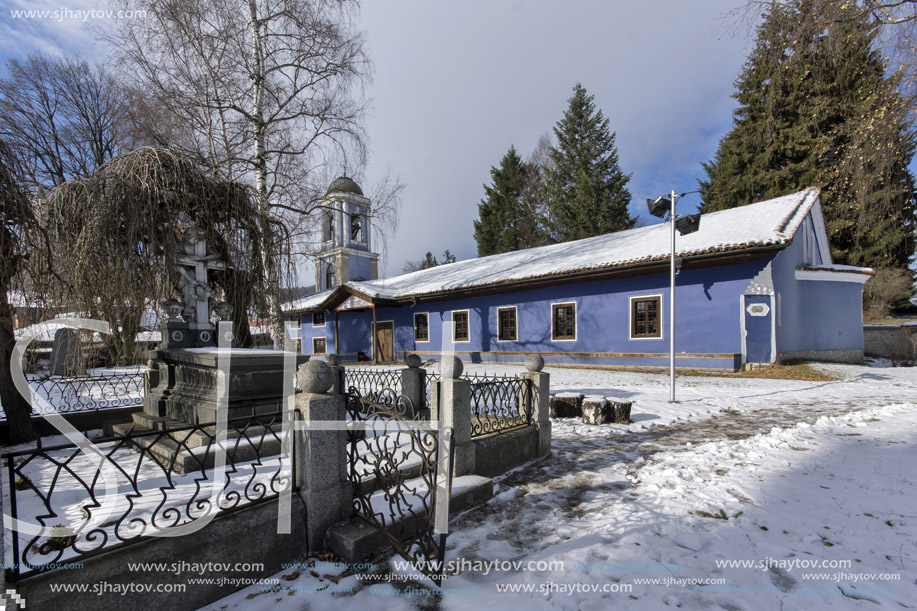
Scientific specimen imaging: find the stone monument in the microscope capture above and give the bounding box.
[119,228,307,455]
[49,328,81,376]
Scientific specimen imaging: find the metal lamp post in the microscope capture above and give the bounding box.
[646,191,701,403]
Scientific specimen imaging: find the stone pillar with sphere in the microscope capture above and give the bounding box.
[430,355,474,476]
[294,360,352,551]
[520,354,551,458]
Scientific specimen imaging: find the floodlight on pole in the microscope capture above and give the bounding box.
[646,196,671,219]
[675,213,701,236]
[646,190,702,403]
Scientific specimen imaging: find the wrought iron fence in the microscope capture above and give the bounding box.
[343,368,403,404]
[345,387,453,585]
[424,370,441,410]
[9,371,146,418]
[1,411,294,581]
[468,374,533,437]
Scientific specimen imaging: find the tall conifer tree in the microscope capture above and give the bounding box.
[700,0,915,269]
[474,146,531,256]
[545,84,634,242]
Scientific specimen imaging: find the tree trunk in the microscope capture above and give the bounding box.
[215,269,254,348]
[249,0,286,348]
[0,287,36,443]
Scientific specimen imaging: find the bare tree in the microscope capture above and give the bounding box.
[519,132,553,249]
[41,147,271,364]
[402,250,456,274]
[106,0,398,342]
[0,140,40,442]
[0,53,134,193]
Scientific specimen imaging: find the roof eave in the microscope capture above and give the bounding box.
[390,244,786,305]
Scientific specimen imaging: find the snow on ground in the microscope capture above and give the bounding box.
[203,361,917,610]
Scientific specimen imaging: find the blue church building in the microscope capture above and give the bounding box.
[284,182,872,370]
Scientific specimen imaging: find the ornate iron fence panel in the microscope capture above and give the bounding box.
[468,374,533,437]
[345,387,454,585]
[344,368,403,403]
[423,370,441,410]
[1,411,294,581]
[11,372,146,418]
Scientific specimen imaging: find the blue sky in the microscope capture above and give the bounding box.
[1,0,756,279]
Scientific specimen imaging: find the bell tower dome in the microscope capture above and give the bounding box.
[315,177,380,291]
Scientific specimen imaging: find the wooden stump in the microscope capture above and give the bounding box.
[607,398,632,423]
[550,393,583,418]
[581,396,610,424]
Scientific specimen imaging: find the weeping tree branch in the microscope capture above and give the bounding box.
[41,147,279,362]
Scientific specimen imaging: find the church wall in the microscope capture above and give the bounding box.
[369,258,770,369]
[351,255,373,281]
[337,310,373,358]
[771,237,866,362]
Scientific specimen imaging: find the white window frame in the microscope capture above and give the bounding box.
[312,336,327,355]
[550,301,577,342]
[629,294,664,341]
[284,314,301,330]
[496,306,518,342]
[312,311,326,327]
[413,312,430,343]
[452,309,470,343]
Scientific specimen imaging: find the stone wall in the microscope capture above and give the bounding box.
[16,501,307,611]
[863,324,917,361]
[473,427,540,477]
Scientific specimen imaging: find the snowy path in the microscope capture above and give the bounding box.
[203,362,917,611]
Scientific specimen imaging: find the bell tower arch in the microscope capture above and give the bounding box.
[314,177,380,291]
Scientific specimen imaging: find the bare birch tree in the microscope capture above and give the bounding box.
[106,0,395,343]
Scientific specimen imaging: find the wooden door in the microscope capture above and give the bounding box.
[375,322,394,362]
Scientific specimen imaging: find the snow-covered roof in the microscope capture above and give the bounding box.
[6,290,55,309]
[347,188,826,302]
[282,289,331,312]
[796,263,875,275]
[293,187,869,310]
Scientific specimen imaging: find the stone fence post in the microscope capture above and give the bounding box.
[431,356,474,476]
[401,354,426,418]
[294,361,352,552]
[327,354,345,395]
[520,354,551,459]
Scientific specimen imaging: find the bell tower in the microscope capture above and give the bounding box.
[315,177,380,291]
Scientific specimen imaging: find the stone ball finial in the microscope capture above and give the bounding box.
[405,354,422,369]
[525,354,545,372]
[327,354,342,367]
[297,360,333,394]
[440,355,464,379]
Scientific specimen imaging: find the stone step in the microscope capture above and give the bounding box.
[326,474,495,563]
[107,417,287,474]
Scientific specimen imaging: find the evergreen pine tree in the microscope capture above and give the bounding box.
[473,146,530,256]
[545,84,635,242]
[700,0,915,269]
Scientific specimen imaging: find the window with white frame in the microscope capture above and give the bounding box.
[313,337,326,355]
[313,311,326,326]
[414,313,429,342]
[552,303,576,340]
[452,310,469,342]
[630,295,662,339]
[497,307,517,341]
